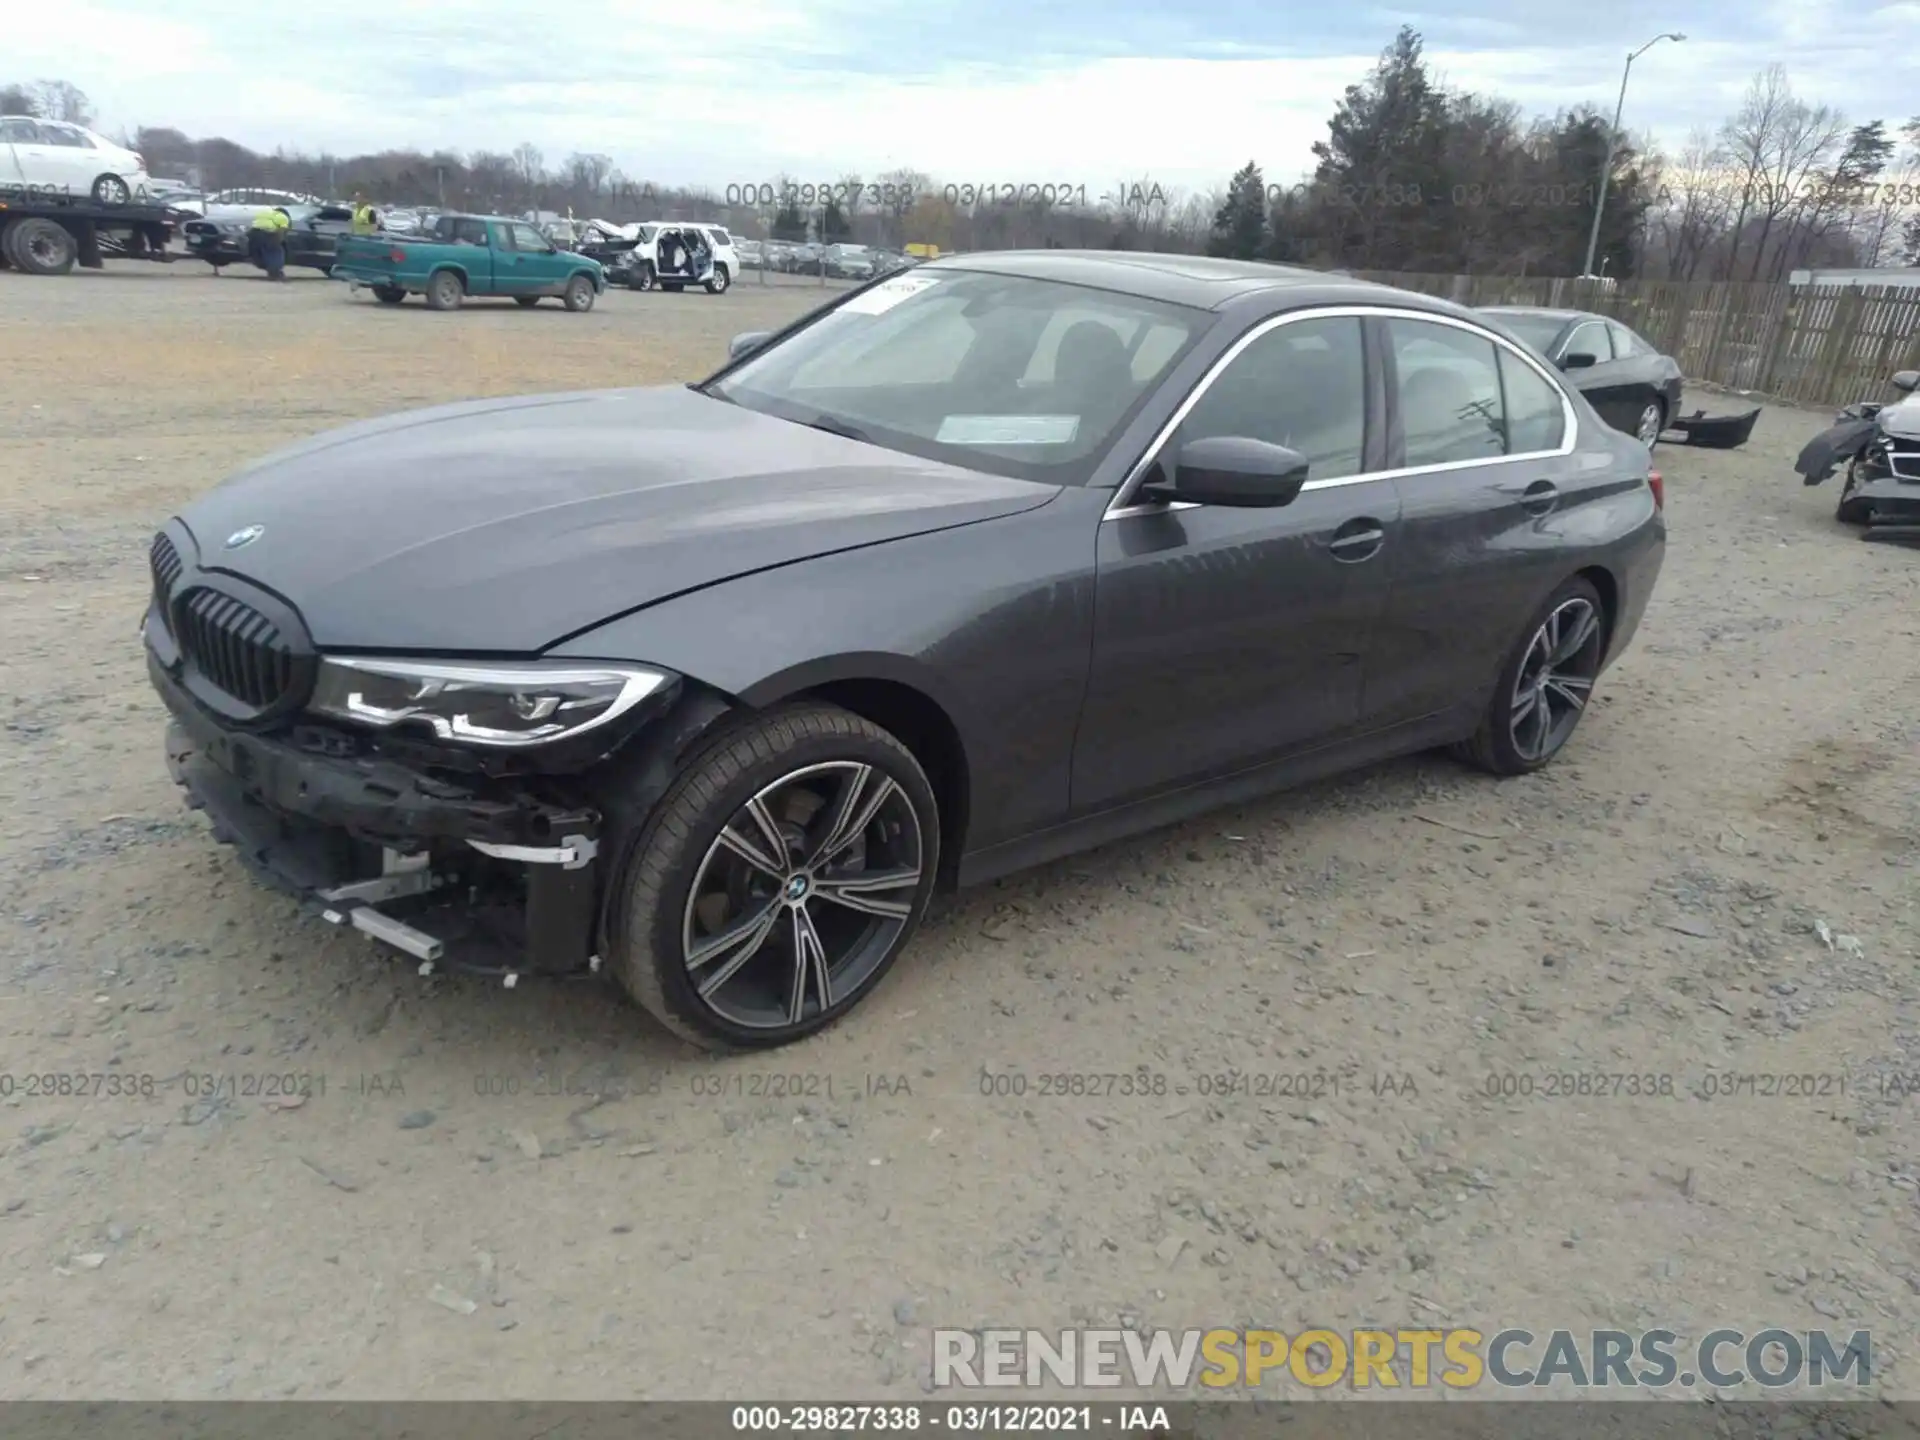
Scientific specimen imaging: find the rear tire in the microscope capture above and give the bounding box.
[611,703,939,1051]
[11,218,78,276]
[91,173,131,205]
[1634,398,1665,451]
[424,270,463,310]
[562,274,595,312]
[705,263,730,294]
[373,285,406,304]
[1452,576,1609,777]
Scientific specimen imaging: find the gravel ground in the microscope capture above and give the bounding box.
[0,264,1915,1402]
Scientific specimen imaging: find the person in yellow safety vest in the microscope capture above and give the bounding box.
[350,193,379,236]
[248,206,291,282]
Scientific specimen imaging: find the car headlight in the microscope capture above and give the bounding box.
[309,658,670,748]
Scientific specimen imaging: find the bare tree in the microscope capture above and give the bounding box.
[564,152,613,203]
[1652,129,1737,280]
[511,142,545,206]
[874,167,930,243]
[28,80,93,125]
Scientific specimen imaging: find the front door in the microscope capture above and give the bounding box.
[1071,312,1400,812]
[499,221,551,293]
[1558,318,1631,431]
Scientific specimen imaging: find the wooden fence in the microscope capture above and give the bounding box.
[1350,272,1920,411]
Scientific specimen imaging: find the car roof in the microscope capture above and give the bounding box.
[1480,306,1601,326]
[926,249,1475,316]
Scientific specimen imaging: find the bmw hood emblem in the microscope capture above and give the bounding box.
[225,525,265,549]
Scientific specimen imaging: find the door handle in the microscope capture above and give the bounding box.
[1328,516,1385,562]
[1500,478,1559,514]
[1518,479,1558,515]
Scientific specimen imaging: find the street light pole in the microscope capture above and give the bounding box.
[1581,31,1685,280]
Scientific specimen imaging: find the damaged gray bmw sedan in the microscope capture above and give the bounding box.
[146,251,1666,1049]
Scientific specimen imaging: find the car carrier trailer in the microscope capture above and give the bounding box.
[0,189,185,276]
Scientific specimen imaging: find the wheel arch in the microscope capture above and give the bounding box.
[1573,562,1620,643]
[427,262,469,289]
[731,658,972,889]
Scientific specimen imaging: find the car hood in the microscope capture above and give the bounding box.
[1880,393,1920,440]
[174,385,1060,653]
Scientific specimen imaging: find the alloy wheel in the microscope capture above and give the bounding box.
[680,760,924,1030]
[1509,597,1603,762]
[1636,403,1663,449]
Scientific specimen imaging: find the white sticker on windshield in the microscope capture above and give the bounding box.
[936,414,1082,445]
[840,274,940,314]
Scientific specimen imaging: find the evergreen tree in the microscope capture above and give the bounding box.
[1207,162,1269,259]
[771,198,807,241]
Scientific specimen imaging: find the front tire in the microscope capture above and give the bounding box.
[612,703,939,1051]
[562,274,595,312]
[1453,577,1608,776]
[628,262,655,291]
[91,173,131,205]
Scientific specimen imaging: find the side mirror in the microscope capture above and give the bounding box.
[1146,436,1310,508]
[1561,352,1598,370]
[1892,370,1919,393]
[728,330,773,361]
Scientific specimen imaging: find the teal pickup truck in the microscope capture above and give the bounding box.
[333,214,606,311]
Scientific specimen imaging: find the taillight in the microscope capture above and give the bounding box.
[1647,469,1664,511]
[389,248,407,262]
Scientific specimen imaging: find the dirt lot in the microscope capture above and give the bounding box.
[0,264,1915,1402]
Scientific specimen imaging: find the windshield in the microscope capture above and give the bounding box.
[709,269,1207,485]
[1488,311,1570,355]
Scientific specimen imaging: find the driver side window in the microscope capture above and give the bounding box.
[1177,316,1366,480]
[509,223,548,251]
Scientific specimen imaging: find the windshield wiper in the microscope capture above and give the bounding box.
[800,414,871,444]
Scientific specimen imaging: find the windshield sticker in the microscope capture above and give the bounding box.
[936,414,1082,445]
[840,275,940,315]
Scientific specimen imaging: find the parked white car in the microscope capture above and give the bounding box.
[0,116,151,204]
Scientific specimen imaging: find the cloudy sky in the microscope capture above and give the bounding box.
[6,0,1915,193]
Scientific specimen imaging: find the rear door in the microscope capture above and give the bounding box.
[1367,312,1585,726]
[1072,311,1401,811]
[7,119,69,190]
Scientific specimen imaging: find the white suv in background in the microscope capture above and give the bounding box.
[0,116,151,204]
[615,221,739,293]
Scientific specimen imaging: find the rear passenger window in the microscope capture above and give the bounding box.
[1387,319,1505,466]
[1499,350,1566,453]
[1180,316,1366,480]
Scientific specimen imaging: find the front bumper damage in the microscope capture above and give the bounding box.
[153,650,605,979]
